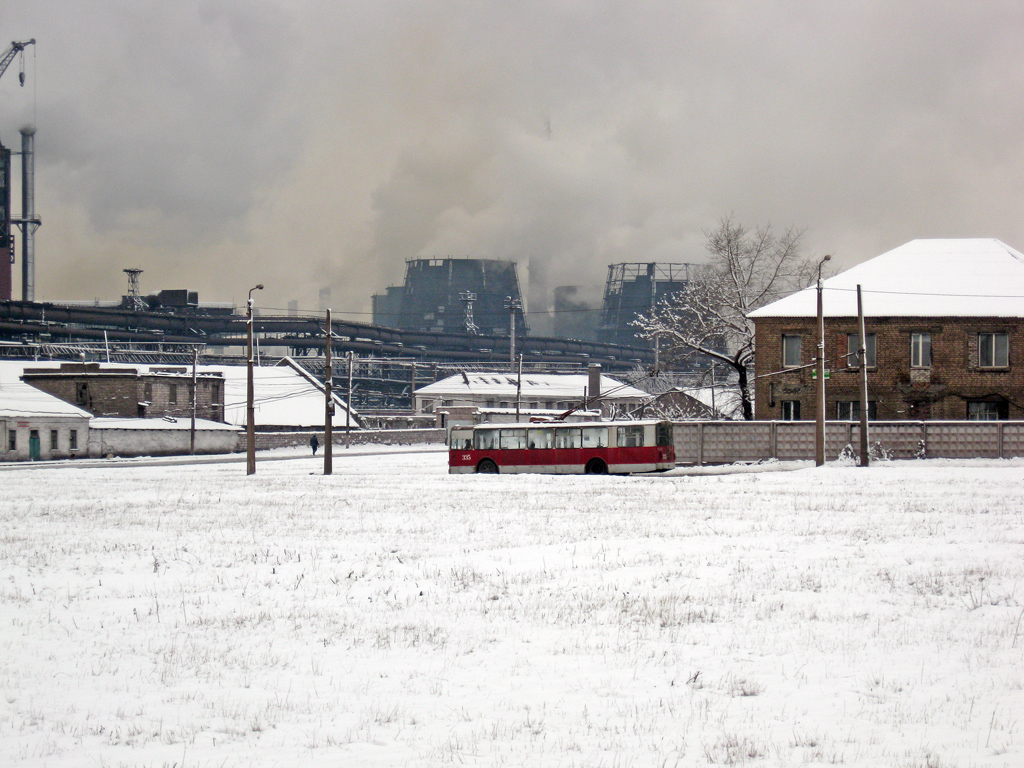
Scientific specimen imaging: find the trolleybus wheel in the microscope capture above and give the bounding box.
[585,458,608,475]
[476,459,499,474]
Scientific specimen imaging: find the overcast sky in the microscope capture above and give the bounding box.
[2,1,1023,321]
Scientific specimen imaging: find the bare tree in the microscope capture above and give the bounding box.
[636,216,819,420]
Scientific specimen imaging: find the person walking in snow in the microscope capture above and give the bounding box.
[310,434,320,456]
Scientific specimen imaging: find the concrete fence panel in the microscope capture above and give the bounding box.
[672,420,1024,464]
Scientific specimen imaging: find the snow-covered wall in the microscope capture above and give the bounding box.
[88,421,239,458]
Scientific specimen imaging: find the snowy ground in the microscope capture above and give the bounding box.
[1,451,1022,767]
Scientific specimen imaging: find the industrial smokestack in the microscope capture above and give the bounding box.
[20,126,39,303]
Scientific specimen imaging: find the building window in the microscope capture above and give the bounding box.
[8,430,15,451]
[846,333,876,368]
[782,335,802,368]
[69,430,78,450]
[781,400,801,420]
[169,383,178,405]
[75,382,89,405]
[836,401,877,420]
[978,332,1009,368]
[50,430,59,450]
[910,332,932,368]
[143,383,153,402]
[968,400,1008,421]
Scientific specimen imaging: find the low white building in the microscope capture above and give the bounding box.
[1,357,358,460]
[1,361,92,461]
[414,371,649,418]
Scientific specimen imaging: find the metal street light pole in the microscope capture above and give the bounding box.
[246,284,263,475]
[324,308,333,476]
[504,296,522,364]
[815,255,831,467]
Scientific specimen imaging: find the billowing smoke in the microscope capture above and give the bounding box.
[2,2,1023,315]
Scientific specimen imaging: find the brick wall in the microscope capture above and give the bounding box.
[754,316,1024,420]
[24,373,140,417]
[22,364,226,421]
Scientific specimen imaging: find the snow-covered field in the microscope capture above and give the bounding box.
[2,451,1022,767]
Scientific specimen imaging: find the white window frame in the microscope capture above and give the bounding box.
[978,332,1009,368]
[780,400,801,421]
[846,333,876,368]
[910,332,932,368]
[836,401,877,421]
[967,401,1001,421]
[782,335,802,368]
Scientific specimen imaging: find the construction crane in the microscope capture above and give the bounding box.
[0,39,35,86]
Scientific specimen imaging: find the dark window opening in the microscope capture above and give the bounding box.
[836,401,877,420]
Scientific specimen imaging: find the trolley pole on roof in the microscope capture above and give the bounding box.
[324,308,333,476]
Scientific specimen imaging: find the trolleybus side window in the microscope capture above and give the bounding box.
[527,428,554,450]
[554,427,581,449]
[499,429,527,450]
[451,428,473,450]
[616,425,644,447]
[656,422,672,447]
[581,426,609,448]
[475,429,498,451]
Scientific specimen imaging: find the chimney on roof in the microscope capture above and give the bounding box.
[587,363,601,406]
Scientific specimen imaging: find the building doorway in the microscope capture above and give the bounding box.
[29,429,40,461]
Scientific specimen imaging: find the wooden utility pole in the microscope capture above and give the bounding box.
[857,285,870,467]
[815,255,831,467]
[324,309,333,475]
[190,347,197,455]
[515,354,523,422]
[346,350,354,449]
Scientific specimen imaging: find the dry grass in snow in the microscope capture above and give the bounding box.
[1,451,1022,767]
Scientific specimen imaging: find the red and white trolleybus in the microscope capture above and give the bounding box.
[448,420,675,475]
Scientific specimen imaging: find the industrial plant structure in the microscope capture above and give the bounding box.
[0,139,11,301]
[599,263,697,348]
[372,258,527,337]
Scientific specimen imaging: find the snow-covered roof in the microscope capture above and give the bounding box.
[749,238,1024,319]
[90,417,236,431]
[0,361,92,420]
[415,373,649,400]
[197,364,351,429]
[0,359,351,428]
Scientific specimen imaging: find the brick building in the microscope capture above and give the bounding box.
[749,239,1024,421]
[22,363,226,422]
